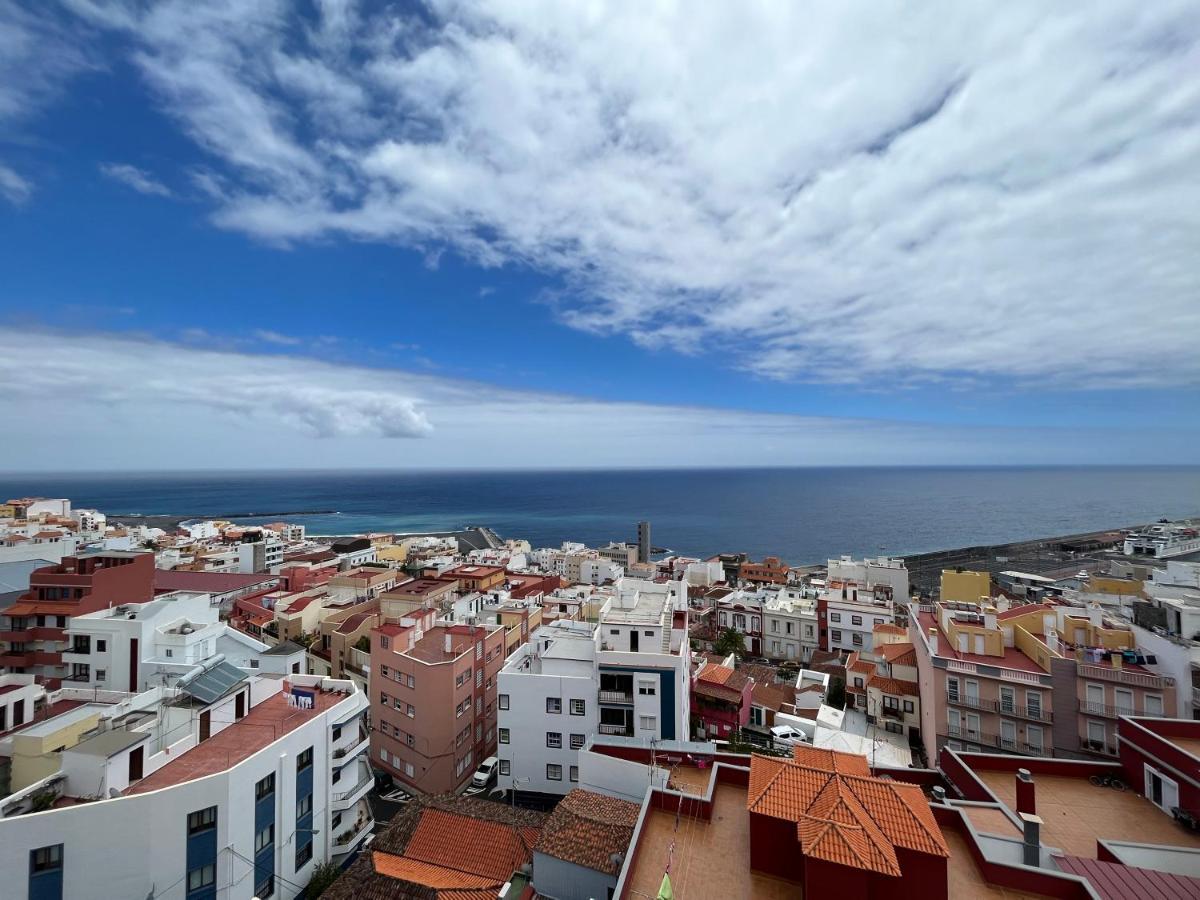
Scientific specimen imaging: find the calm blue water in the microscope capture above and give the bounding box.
[1,467,1196,563]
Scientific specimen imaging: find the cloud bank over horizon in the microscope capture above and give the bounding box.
[0,328,1193,471]
[43,0,1200,391]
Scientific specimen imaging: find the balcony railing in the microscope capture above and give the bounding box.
[881,707,904,720]
[999,703,1053,724]
[1078,700,1136,719]
[998,737,1050,757]
[1079,737,1119,757]
[1079,664,1173,690]
[332,734,370,763]
[598,723,633,736]
[598,690,633,704]
[331,813,373,854]
[948,693,998,713]
[332,768,373,809]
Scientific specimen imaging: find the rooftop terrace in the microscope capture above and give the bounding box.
[125,688,342,794]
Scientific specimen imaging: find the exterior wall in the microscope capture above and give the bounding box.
[825,599,894,654]
[748,811,800,882]
[0,685,367,900]
[532,852,616,900]
[498,658,596,795]
[940,570,991,603]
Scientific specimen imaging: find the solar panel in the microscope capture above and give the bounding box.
[181,661,248,705]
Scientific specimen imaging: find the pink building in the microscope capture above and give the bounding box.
[910,598,1177,763]
[691,662,753,739]
[369,611,506,794]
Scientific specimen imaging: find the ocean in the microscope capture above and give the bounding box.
[1,467,1197,564]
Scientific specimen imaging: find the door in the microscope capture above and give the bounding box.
[128,745,144,781]
[965,713,981,742]
[199,710,211,743]
[1086,683,1104,715]
[965,680,979,706]
[235,692,246,721]
[1144,765,1180,813]
[1000,686,1015,714]
[129,638,139,692]
[1001,720,1016,751]
[630,630,639,652]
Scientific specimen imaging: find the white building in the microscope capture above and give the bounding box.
[62,591,305,693]
[497,578,691,798]
[827,556,909,600]
[0,532,79,565]
[823,588,896,654]
[0,672,371,900]
[763,590,819,662]
[579,559,623,585]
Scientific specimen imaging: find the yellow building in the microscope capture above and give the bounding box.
[9,705,105,791]
[941,569,991,604]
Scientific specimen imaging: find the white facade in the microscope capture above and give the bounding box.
[0,674,371,900]
[497,579,691,798]
[763,589,819,661]
[824,595,896,654]
[579,559,623,585]
[827,556,909,600]
[0,533,79,564]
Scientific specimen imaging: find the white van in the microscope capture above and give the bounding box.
[471,756,499,790]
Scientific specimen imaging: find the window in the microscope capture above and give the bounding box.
[379,747,390,763]
[1027,725,1044,752]
[381,636,390,649]
[547,764,562,781]
[851,615,862,626]
[851,634,862,646]
[248,659,259,669]
[407,673,415,689]
[407,704,416,718]
[380,664,389,679]
[1145,694,1163,717]
[30,844,62,874]
[95,669,106,681]
[165,648,173,658]
[499,727,510,744]
[96,639,106,652]
[297,793,312,818]
[499,694,510,710]
[547,732,562,748]
[903,700,915,713]
[405,762,415,778]
[546,697,562,714]
[570,698,586,716]
[187,864,215,892]
[297,747,313,771]
[406,733,414,747]
[380,692,388,705]
[946,678,959,702]
[570,765,579,782]
[570,733,586,749]
[830,612,841,623]
[476,668,483,687]
[1000,686,1015,713]
[854,677,864,688]
[771,620,779,632]
[188,806,217,835]
[296,840,313,868]
[255,875,275,898]
[255,773,275,800]
[1087,720,1106,746]
[639,715,657,731]
[831,629,842,642]
[255,824,274,852]
[1026,690,1042,718]
[499,759,511,776]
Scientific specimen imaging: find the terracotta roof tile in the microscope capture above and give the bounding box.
[697,663,735,685]
[880,642,917,665]
[535,789,640,875]
[867,675,919,697]
[747,749,948,877]
[372,855,496,889]
[404,808,537,881]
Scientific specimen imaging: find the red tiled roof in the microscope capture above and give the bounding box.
[372,855,496,889]
[751,682,793,712]
[535,789,640,875]
[867,675,919,697]
[872,623,906,635]
[404,808,538,882]
[747,747,948,877]
[880,643,917,666]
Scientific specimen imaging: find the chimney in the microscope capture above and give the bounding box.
[931,786,947,804]
[1015,768,1036,816]
[928,627,938,654]
[1020,812,1043,867]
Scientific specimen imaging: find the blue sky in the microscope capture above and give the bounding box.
[0,2,1197,470]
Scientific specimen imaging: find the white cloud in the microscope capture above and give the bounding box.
[0,327,1192,471]
[64,1,1200,390]
[99,162,172,196]
[0,162,32,204]
[253,328,302,346]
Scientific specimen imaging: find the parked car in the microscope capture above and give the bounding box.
[770,724,808,746]
[470,756,499,790]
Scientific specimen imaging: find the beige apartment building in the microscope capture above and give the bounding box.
[909,597,1177,763]
[369,612,505,794]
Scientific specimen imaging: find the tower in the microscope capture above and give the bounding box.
[637,520,651,565]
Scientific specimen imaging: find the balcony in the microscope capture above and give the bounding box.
[332,734,370,765]
[598,723,633,736]
[598,690,634,705]
[1079,664,1173,691]
[998,737,1050,757]
[30,628,66,643]
[947,693,998,713]
[881,707,904,721]
[1078,700,1136,719]
[1,650,59,667]
[947,724,996,747]
[331,766,373,811]
[330,811,373,855]
[1078,737,1119,757]
[999,703,1053,724]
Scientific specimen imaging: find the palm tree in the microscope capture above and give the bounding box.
[712,627,746,660]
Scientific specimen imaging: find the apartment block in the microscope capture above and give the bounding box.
[910,597,1178,763]
[762,590,818,661]
[739,556,789,586]
[497,578,691,799]
[369,613,505,794]
[1,552,156,685]
[0,671,372,900]
[819,583,896,654]
[828,555,910,599]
